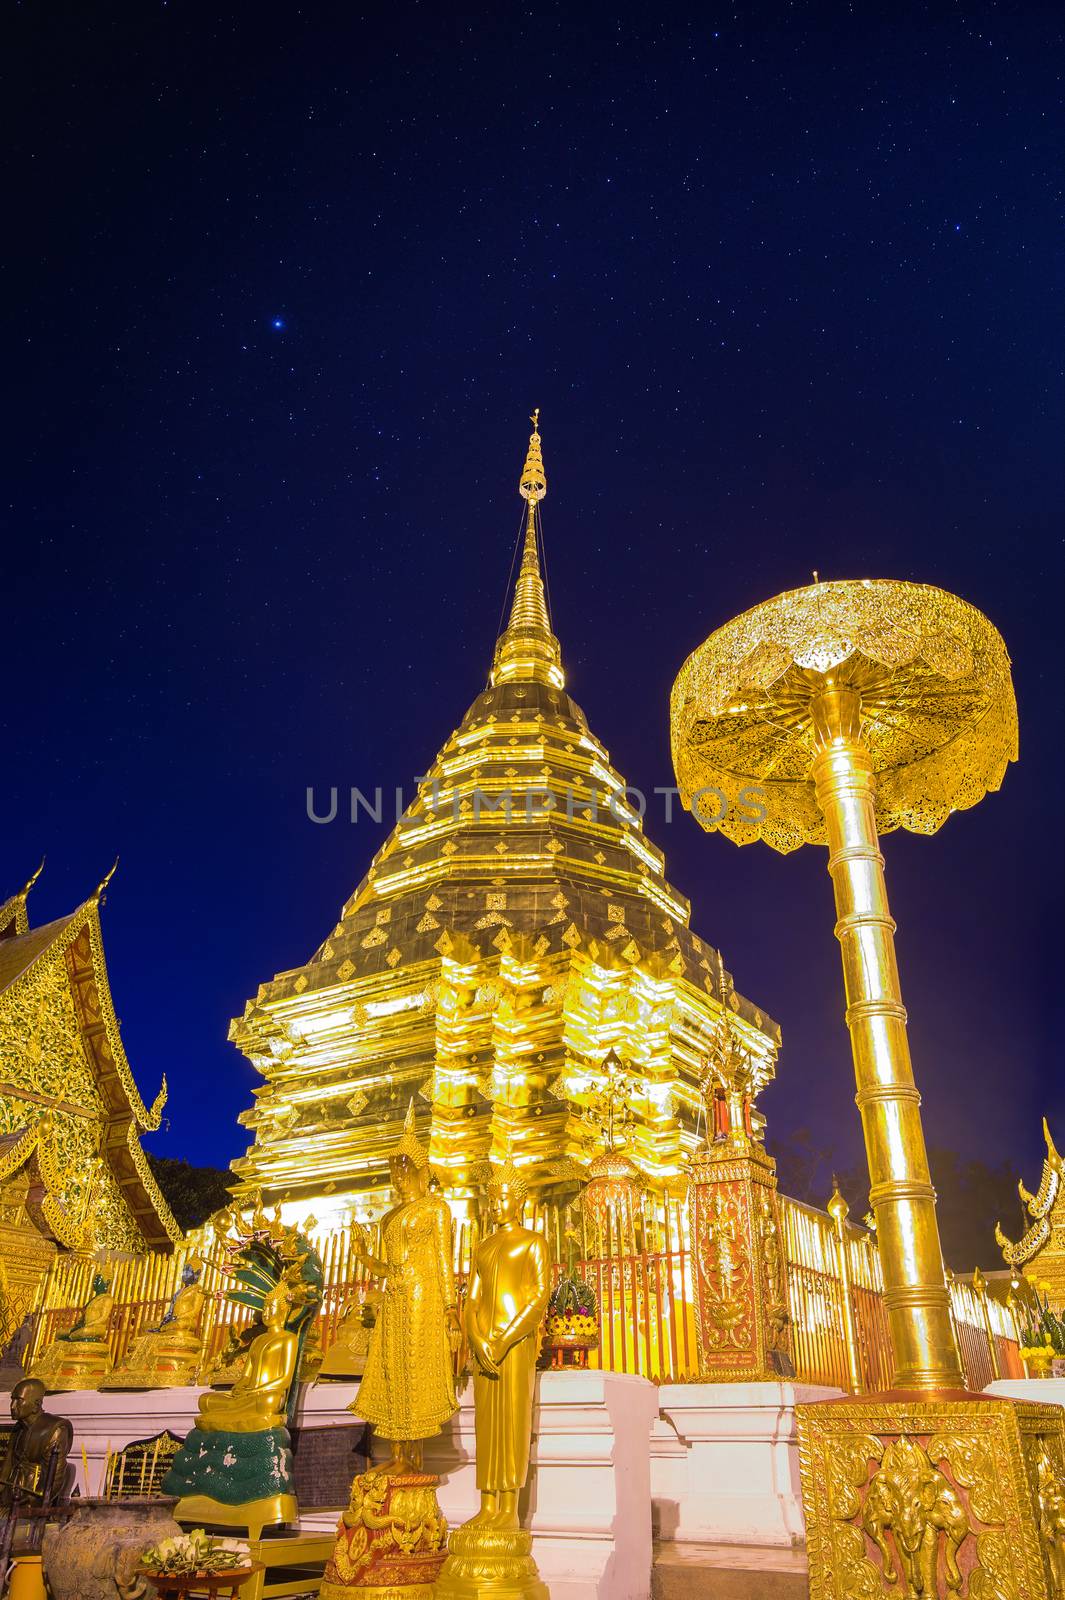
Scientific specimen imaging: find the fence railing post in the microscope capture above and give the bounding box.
[827,1181,864,1394]
[973,1265,1002,1382]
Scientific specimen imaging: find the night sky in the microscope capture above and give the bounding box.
[6,4,1062,1205]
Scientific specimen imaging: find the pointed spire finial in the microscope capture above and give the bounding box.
[93,857,120,904]
[491,410,563,689]
[519,408,546,504]
[19,858,45,900]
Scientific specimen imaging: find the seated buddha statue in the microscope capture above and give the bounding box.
[316,1289,379,1380]
[101,1262,205,1389]
[29,1274,114,1391]
[196,1281,297,1434]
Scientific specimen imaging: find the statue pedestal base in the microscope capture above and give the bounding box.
[165,1425,297,1538]
[796,1392,1065,1600]
[30,1343,112,1392]
[319,1467,448,1600]
[435,1525,548,1600]
[172,1490,298,1538]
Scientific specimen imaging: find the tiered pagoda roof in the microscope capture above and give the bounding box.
[230,418,780,1211]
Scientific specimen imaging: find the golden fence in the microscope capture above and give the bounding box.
[21,1191,1023,1393]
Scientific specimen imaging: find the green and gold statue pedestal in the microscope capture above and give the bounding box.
[434,1524,548,1600]
[797,1393,1065,1599]
[319,1467,448,1600]
[164,1425,297,1537]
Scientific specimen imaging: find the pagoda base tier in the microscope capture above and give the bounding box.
[653,1381,843,1547]
[986,1376,1065,1405]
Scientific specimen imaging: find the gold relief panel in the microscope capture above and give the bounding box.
[797,1397,1065,1600]
[0,946,104,1116]
[688,1148,792,1380]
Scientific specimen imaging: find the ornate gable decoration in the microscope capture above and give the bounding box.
[0,891,179,1251]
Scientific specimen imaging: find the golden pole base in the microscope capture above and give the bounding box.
[434,1525,549,1600]
[797,1394,1065,1598]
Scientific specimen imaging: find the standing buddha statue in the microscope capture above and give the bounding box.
[436,1157,551,1600]
[322,1106,457,1599]
[349,1101,459,1469]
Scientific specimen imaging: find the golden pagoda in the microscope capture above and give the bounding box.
[0,865,179,1344]
[230,417,780,1219]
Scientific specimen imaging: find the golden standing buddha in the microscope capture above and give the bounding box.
[436,1158,551,1600]
[350,1103,459,1470]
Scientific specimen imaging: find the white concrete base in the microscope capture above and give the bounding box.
[53,1386,208,1495]
[985,1378,1065,1406]
[392,1371,658,1600]
[50,1372,658,1600]
[654,1381,843,1548]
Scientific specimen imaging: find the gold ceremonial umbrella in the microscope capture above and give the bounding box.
[671,578,1018,1390]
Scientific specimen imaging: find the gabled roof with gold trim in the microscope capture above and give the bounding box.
[0,876,179,1249]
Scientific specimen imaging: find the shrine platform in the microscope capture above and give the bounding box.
[54,1371,660,1600]
[27,1375,1061,1599]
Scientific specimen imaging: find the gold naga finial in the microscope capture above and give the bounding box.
[1044,1117,1062,1170]
[19,858,45,900]
[92,857,120,903]
[146,1076,168,1129]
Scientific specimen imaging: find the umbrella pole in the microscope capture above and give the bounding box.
[811,681,964,1391]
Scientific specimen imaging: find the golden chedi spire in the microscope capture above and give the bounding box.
[230,409,780,1212]
[491,410,564,689]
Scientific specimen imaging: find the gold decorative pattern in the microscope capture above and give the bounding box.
[229,423,778,1208]
[796,1395,1065,1600]
[997,1120,1065,1308]
[671,578,1018,853]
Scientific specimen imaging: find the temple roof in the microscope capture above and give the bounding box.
[0,876,179,1250]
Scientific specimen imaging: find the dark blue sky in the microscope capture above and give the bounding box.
[5,3,1062,1198]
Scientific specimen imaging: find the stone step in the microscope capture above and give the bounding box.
[652,1541,808,1600]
